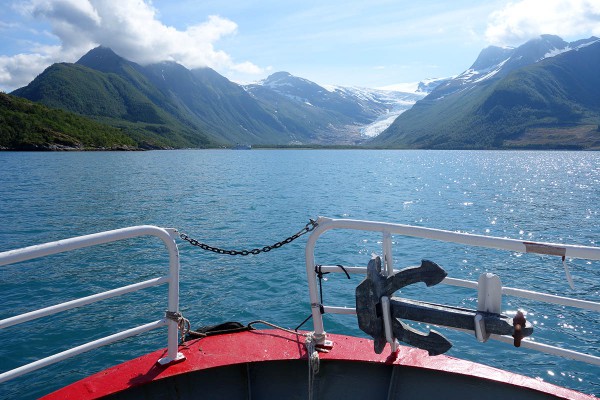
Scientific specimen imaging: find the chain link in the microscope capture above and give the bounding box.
[179,219,318,256]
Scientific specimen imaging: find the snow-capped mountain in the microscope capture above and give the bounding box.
[372,35,600,150]
[324,85,424,137]
[252,71,338,108]
[245,72,424,140]
[429,34,599,100]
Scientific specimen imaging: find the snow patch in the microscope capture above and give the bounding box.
[458,57,511,84]
[541,39,599,60]
[543,46,571,59]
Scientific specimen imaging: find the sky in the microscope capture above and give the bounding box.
[1,0,599,93]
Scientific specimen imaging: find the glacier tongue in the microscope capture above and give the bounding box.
[361,109,409,137]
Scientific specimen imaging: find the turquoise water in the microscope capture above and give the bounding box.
[0,150,599,398]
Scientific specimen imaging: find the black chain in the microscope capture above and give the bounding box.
[179,219,318,256]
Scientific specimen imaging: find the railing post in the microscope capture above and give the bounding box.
[382,231,394,276]
[305,218,331,344]
[158,229,185,365]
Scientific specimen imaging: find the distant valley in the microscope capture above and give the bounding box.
[2,34,600,150]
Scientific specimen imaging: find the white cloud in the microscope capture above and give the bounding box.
[1,0,264,91]
[377,82,420,93]
[486,0,600,46]
[0,21,19,30]
[230,61,264,75]
[29,0,102,27]
[0,50,62,92]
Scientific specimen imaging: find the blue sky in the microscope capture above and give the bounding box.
[1,0,599,92]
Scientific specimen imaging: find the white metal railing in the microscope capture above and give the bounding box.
[305,217,600,365]
[0,225,184,384]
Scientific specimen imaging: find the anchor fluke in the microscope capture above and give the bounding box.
[392,318,452,356]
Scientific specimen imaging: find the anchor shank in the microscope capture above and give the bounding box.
[389,298,518,336]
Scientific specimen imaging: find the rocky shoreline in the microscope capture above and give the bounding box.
[0,144,142,151]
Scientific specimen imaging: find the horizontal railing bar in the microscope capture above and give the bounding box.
[0,276,170,330]
[443,278,600,312]
[318,265,367,274]
[493,335,600,366]
[313,218,600,261]
[0,225,176,267]
[0,319,167,384]
[500,286,600,312]
[316,265,599,312]
[442,277,478,289]
[322,306,357,315]
[446,327,600,366]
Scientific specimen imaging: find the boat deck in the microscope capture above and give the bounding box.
[42,329,594,400]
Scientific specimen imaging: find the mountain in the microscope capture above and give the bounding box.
[371,35,600,149]
[140,62,296,145]
[0,92,136,150]
[245,72,422,143]
[12,48,311,147]
[11,47,416,148]
[13,48,216,149]
[427,35,597,101]
[251,72,371,122]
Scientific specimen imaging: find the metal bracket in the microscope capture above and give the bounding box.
[157,352,186,365]
[315,340,334,353]
[475,273,502,342]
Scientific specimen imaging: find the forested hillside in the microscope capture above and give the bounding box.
[0,93,137,150]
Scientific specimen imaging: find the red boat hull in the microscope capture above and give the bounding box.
[42,329,594,399]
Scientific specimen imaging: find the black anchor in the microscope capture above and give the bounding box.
[355,256,533,356]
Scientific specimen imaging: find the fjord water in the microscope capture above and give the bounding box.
[0,150,598,398]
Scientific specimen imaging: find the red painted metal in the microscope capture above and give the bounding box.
[41,330,594,400]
